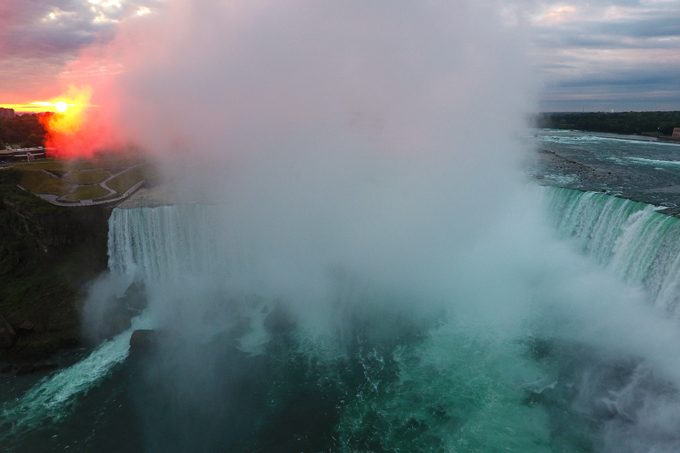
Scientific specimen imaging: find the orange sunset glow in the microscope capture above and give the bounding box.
[40,86,93,136]
[1,86,92,122]
[1,89,91,115]
[0,86,104,158]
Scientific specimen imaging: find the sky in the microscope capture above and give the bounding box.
[0,0,678,112]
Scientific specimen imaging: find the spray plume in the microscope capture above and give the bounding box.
[67,1,680,450]
[82,0,536,334]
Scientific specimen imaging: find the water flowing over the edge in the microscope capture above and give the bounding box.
[5,186,680,441]
[545,187,680,314]
[107,204,232,282]
[108,190,680,316]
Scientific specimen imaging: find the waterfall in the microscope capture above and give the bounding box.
[108,191,680,317]
[546,187,680,315]
[7,188,680,446]
[109,205,223,282]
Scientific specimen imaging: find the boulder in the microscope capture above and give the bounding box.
[0,315,16,349]
[17,320,35,333]
[129,329,157,353]
[123,281,148,313]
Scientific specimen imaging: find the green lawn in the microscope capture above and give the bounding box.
[107,165,147,193]
[69,155,143,172]
[13,160,66,171]
[12,156,148,203]
[20,170,71,196]
[61,185,110,202]
[63,169,111,185]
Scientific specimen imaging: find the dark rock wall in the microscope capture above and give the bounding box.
[0,169,109,361]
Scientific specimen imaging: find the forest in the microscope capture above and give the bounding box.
[0,114,46,148]
[538,111,680,136]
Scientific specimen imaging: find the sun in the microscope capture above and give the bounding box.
[54,101,69,113]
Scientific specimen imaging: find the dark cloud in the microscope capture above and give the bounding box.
[541,65,680,111]
[0,0,157,101]
[0,1,678,110]
[0,1,97,57]
[528,1,680,110]
[557,69,680,89]
[603,15,680,39]
[533,5,680,47]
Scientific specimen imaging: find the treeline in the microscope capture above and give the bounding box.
[537,111,680,136]
[0,114,47,148]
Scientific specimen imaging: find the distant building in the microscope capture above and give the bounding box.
[0,147,46,162]
[673,128,680,140]
[0,107,15,119]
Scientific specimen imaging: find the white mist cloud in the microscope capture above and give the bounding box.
[93,0,539,334]
[73,2,680,449]
[78,0,680,389]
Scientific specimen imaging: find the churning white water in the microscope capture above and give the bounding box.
[0,316,149,440]
[6,184,680,450]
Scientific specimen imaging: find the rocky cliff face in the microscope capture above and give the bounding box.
[0,169,109,363]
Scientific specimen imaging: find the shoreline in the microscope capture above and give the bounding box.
[532,142,680,217]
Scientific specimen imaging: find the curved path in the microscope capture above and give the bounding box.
[36,180,145,207]
[21,164,146,207]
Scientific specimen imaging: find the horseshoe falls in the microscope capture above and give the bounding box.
[547,187,680,314]
[4,183,680,452]
[2,2,680,450]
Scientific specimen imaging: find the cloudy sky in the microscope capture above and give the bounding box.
[0,0,678,111]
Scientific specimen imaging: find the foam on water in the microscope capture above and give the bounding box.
[541,173,579,186]
[539,131,680,148]
[336,320,558,451]
[0,315,148,440]
[0,205,224,439]
[625,157,680,168]
[7,187,680,449]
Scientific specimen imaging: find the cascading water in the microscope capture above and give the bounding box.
[546,187,680,314]
[542,186,680,452]
[0,207,167,442]
[6,185,680,451]
[108,205,228,281]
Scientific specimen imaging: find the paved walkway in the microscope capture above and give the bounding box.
[35,180,145,207]
[20,164,146,207]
